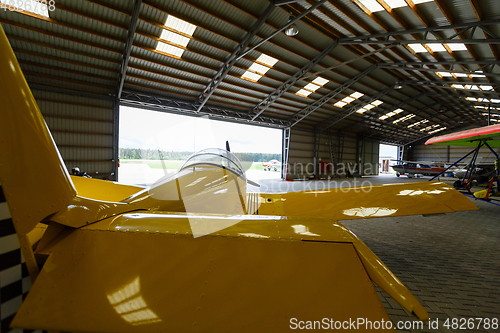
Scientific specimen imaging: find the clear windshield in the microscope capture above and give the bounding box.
[180,148,246,178]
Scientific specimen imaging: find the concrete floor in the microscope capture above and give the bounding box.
[260,174,500,333]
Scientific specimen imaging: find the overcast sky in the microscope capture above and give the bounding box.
[119,106,283,154]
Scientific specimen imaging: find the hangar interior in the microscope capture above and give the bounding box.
[0,0,499,332]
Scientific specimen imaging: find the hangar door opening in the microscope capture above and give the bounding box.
[379,144,398,174]
[118,106,282,186]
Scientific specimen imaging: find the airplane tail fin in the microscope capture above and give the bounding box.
[0,26,77,239]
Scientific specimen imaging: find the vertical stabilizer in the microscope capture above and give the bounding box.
[0,25,76,236]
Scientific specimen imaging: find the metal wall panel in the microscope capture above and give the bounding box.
[409,144,500,166]
[286,128,376,179]
[32,90,117,180]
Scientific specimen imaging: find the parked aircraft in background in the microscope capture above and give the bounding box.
[0,26,479,332]
[260,159,282,171]
[391,160,449,178]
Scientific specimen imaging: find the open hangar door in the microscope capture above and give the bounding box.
[118,105,283,186]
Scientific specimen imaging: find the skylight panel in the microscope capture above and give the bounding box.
[385,0,407,9]
[380,108,402,120]
[312,77,329,86]
[256,54,279,67]
[358,0,385,12]
[428,127,447,134]
[160,30,190,47]
[446,43,468,51]
[241,71,262,82]
[408,44,428,53]
[372,100,383,106]
[166,15,196,36]
[156,42,184,58]
[426,44,447,52]
[364,104,375,110]
[453,73,468,77]
[304,83,321,92]
[334,101,347,108]
[412,0,433,3]
[242,54,278,83]
[0,0,50,17]
[435,71,453,77]
[342,96,355,103]
[248,63,270,75]
[393,114,415,124]
[453,84,494,91]
[157,15,197,58]
[356,108,368,114]
[296,89,312,97]
[407,119,428,128]
[350,92,364,99]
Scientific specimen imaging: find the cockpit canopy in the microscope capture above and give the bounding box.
[180,148,246,179]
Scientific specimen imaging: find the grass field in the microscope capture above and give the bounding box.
[120,159,273,171]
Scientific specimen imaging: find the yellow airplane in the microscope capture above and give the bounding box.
[0,24,478,332]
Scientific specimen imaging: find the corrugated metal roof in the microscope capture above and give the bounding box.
[0,0,498,143]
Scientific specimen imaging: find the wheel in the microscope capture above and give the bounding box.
[396,172,400,177]
[453,180,462,188]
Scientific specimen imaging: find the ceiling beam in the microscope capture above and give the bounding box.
[250,40,339,120]
[117,0,142,100]
[339,19,499,42]
[195,2,276,112]
[315,81,393,132]
[121,90,291,128]
[289,65,377,127]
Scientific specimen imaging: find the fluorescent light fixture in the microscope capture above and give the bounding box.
[364,104,375,110]
[157,15,197,58]
[394,108,403,114]
[453,73,468,77]
[358,0,385,12]
[446,43,468,51]
[296,89,312,97]
[350,91,364,99]
[426,43,447,52]
[356,108,368,114]
[412,0,434,3]
[372,100,383,106]
[312,77,329,86]
[334,101,347,107]
[379,115,389,120]
[0,0,49,17]
[408,44,428,53]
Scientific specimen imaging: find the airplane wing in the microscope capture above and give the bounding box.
[13,213,426,332]
[255,181,477,219]
[425,124,500,147]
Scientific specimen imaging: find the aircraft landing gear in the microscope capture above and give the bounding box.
[396,172,400,177]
